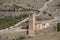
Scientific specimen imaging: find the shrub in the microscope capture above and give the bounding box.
[43,11,47,15]
[33,0,37,2]
[18,36,26,40]
[28,36,31,38]
[27,4,31,7]
[37,19,42,21]
[46,0,49,1]
[57,23,60,32]
[48,14,52,16]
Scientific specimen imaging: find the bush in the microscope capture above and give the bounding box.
[37,19,42,21]
[27,4,31,7]
[57,23,60,32]
[48,14,52,16]
[18,36,26,40]
[43,11,47,15]
[27,36,31,38]
[46,0,49,1]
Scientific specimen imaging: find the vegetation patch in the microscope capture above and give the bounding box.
[0,13,28,30]
[37,18,42,21]
[43,11,47,15]
[46,0,49,1]
[57,23,60,32]
[27,36,32,38]
[18,36,26,40]
[48,14,52,16]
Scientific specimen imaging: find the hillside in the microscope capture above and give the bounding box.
[0,0,60,40]
[36,0,60,20]
[0,0,60,20]
[0,0,46,17]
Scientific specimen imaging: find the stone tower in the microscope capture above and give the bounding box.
[28,11,36,36]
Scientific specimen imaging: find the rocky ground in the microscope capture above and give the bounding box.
[0,27,27,40]
[0,24,60,40]
[0,0,46,17]
[24,28,60,40]
[0,0,60,40]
